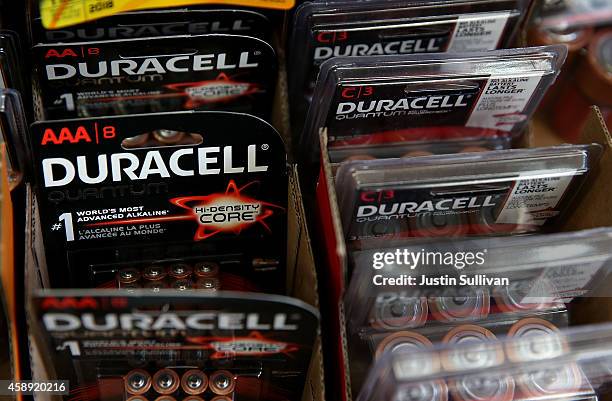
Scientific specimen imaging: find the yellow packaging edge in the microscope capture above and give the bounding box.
[41,0,295,29]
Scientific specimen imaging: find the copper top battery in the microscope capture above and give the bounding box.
[172,279,193,291]
[181,370,208,395]
[194,261,220,278]
[410,213,471,238]
[493,281,559,314]
[441,325,503,372]
[152,129,186,145]
[143,265,168,282]
[143,280,168,291]
[122,133,151,149]
[117,268,141,286]
[506,318,566,363]
[209,370,236,395]
[393,381,448,401]
[370,296,427,331]
[449,373,514,401]
[429,291,490,323]
[375,331,433,361]
[124,369,152,395]
[168,263,193,280]
[154,396,177,401]
[126,396,148,401]
[528,26,593,67]
[577,29,612,108]
[195,277,220,291]
[185,397,206,401]
[507,318,582,399]
[152,368,180,394]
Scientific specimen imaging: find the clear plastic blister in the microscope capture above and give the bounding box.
[301,46,567,165]
[288,0,531,128]
[344,228,612,394]
[334,144,600,247]
[357,321,612,401]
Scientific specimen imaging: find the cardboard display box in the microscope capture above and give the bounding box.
[313,108,612,401]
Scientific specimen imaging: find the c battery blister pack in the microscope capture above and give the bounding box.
[30,290,319,401]
[357,322,612,401]
[334,145,600,247]
[288,0,532,127]
[33,34,277,120]
[343,228,612,392]
[301,46,566,165]
[28,111,288,291]
[31,8,273,44]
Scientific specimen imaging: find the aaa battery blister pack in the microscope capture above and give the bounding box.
[33,34,277,120]
[31,291,319,401]
[28,111,288,289]
[357,322,612,401]
[343,228,612,390]
[335,145,600,247]
[30,8,273,44]
[301,46,566,164]
[288,0,531,125]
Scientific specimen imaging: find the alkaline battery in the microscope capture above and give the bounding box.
[209,370,236,395]
[441,325,503,372]
[172,279,193,291]
[117,268,141,287]
[429,291,490,323]
[393,381,448,401]
[125,369,152,395]
[184,397,206,401]
[194,262,220,278]
[507,318,583,398]
[375,331,433,360]
[143,280,168,291]
[370,295,427,331]
[181,370,208,395]
[410,213,470,237]
[154,397,177,401]
[168,263,193,280]
[152,368,180,394]
[450,372,514,401]
[143,265,168,282]
[122,133,151,149]
[152,129,186,145]
[195,277,220,291]
[126,396,148,401]
[493,281,559,314]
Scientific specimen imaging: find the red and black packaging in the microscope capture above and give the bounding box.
[28,111,288,291]
[33,34,277,120]
[30,291,319,401]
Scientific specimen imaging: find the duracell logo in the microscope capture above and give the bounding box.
[336,94,471,119]
[45,20,255,41]
[41,145,269,188]
[357,196,497,219]
[43,312,299,331]
[313,38,443,61]
[45,52,259,80]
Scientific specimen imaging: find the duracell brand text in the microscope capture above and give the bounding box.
[313,37,445,62]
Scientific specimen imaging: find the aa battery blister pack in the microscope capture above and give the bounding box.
[289,0,530,111]
[343,228,612,390]
[30,291,319,401]
[31,8,273,44]
[358,322,612,401]
[301,46,566,164]
[335,145,600,246]
[33,34,277,120]
[28,111,288,290]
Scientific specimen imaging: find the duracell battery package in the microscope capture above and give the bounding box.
[343,228,612,391]
[301,46,566,165]
[335,145,601,246]
[288,0,531,127]
[30,291,319,401]
[28,111,288,290]
[357,323,612,401]
[30,8,273,44]
[33,34,277,120]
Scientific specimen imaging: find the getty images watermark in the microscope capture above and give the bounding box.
[371,248,510,287]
